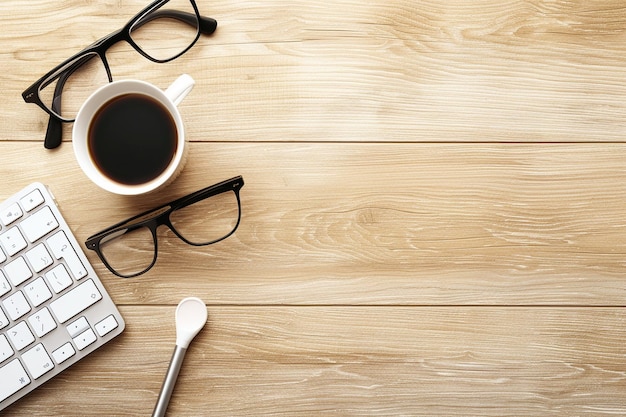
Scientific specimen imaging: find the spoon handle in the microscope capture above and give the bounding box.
[152,346,188,417]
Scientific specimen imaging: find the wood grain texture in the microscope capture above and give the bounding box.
[2,142,625,306]
[1,0,626,415]
[3,0,626,143]
[4,306,626,416]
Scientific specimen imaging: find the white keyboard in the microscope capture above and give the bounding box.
[0,183,124,411]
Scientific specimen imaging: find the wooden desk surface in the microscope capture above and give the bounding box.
[1,0,625,415]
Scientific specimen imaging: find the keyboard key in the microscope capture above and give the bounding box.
[4,256,32,287]
[28,308,57,338]
[47,231,87,280]
[19,189,45,212]
[3,291,31,321]
[20,206,59,243]
[0,271,10,297]
[73,328,97,351]
[22,344,54,380]
[24,277,53,308]
[95,315,119,337]
[0,308,9,330]
[49,279,102,324]
[51,342,75,365]
[44,264,73,294]
[0,227,28,257]
[0,334,14,364]
[25,243,53,273]
[7,321,35,351]
[0,184,125,411]
[0,359,31,403]
[0,203,22,226]
[66,317,89,338]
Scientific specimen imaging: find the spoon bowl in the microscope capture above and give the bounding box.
[176,297,208,348]
[152,297,208,417]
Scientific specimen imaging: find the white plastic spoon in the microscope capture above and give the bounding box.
[152,297,208,417]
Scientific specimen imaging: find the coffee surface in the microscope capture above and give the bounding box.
[88,93,177,185]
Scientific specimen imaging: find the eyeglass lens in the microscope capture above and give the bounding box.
[99,190,241,277]
[37,0,200,121]
[130,0,200,61]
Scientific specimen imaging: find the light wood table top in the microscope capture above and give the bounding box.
[1,0,626,415]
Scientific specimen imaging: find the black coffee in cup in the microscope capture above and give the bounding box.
[88,93,177,185]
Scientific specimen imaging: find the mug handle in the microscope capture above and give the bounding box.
[165,74,195,106]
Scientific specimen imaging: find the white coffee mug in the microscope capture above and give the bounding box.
[73,74,195,195]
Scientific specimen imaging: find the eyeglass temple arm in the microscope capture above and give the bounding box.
[44,53,96,149]
[173,176,244,209]
[43,8,212,104]
[85,204,173,246]
[44,115,62,149]
[199,16,218,34]
[40,11,217,149]
[86,176,243,246]
[44,10,215,103]
[45,76,63,149]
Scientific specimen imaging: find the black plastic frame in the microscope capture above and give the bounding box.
[85,176,244,278]
[22,0,217,149]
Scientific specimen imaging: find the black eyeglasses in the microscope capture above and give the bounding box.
[85,176,244,278]
[22,0,217,149]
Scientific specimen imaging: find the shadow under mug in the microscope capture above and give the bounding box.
[72,74,195,196]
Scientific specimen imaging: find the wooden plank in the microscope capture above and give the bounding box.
[2,1,625,416]
[5,306,626,416]
[1,142,625,306]
[3,0,626,143]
